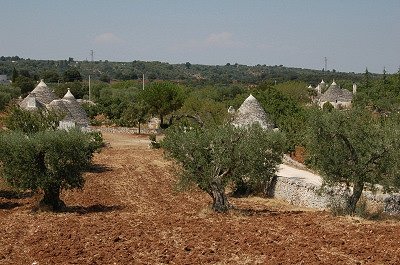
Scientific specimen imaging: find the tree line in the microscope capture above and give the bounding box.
[0,56,371,86]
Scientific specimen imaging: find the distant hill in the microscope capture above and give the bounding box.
[0,56,378,85]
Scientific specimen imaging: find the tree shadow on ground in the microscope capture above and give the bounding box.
[87,163,113,173]
[232,207,305,217]
[0,201,22,209]
[0,190,34,199]
[63,204,124,214]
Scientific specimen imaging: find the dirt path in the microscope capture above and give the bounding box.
[278,164,323,186]
[1,132,399,264]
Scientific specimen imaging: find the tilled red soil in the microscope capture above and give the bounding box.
[1,132,399,264]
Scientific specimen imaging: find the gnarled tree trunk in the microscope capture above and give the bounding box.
[40,184,65,211]
[347,180,364,215]
[209,179,229,213]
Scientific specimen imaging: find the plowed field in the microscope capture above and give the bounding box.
[1,132,399,264]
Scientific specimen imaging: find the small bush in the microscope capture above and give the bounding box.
[4,107,62,133]
[328,195,349,216]
[328,194,385,220]
[149,134,161,149]
[322,102,334,111]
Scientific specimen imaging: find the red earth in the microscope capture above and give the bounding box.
[1,132,399,264]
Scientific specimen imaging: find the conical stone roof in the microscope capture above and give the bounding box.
[20,93,45,111]
[27,80,58,104]
[60,89,89,126]
[63,88,75,100]
[47,99,74,122]
[320,81,353,102]
[20,82,89,128]
[231,94,274,130]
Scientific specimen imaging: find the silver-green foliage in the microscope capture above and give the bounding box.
[307,109,400,214]
[162,124,285,212]
[0,129,100,210]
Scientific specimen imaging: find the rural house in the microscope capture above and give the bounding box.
[19,80,89,129]
[311,80,355,109]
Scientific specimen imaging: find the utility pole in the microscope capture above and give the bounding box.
[324,57,328,71]
[89,75,91,101]
[142,73,145,90]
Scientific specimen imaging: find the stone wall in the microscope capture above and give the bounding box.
[269,175,348,210]
[270,174,400,215]
[90,126,160,135]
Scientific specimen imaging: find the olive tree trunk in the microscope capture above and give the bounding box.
[209,179,229,213]
[347,180,364,215]
[40,184,66,211]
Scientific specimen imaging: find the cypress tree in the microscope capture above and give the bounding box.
[11,67,18,83]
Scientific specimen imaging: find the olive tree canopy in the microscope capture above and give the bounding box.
[163,124,285,212]
[306,109,400,214]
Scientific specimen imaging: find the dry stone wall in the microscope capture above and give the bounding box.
[90,126,160,135]
[270,173,400,215]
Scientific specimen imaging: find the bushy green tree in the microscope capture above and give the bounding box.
[12,76,35,95]
[0,129,99,211]
[353,68,400,113]
[175,96,227,127]
[306,109,400,214]
[0,85,20,111]
[63,68,82,82]
[140,82,185,125]
[274,80,311,104]
[255,83,308,152]
[120,101,148,133]
[322,101,334,112]
[54,82,87,99]
[41,70,60,83]
[163,125,285,212]
[0,91,11,111]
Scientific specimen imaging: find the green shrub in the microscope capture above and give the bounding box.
[4,107,62,134]
[149,133,161,149]
[322,101,334,111]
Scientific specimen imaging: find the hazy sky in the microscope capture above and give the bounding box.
[1,0,399,73]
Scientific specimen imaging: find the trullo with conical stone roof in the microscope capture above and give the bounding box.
[231,94,274,130]
[20,80,89,130]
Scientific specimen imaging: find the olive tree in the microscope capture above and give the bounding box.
[0,129,101,211]
[306,109,400,214]
[162,125,285,212]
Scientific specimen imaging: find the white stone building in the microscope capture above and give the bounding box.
[19,80,89,129]
[310,80,355,109]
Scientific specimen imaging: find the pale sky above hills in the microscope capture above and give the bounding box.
[1,0,399,73]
